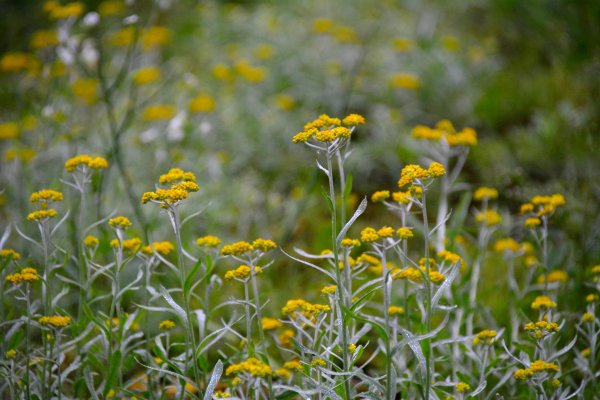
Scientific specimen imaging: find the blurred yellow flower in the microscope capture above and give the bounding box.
[133,67,161,85]
[390,73,420,90]
[189,95,215,113]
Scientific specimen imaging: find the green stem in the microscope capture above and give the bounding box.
[421,188,433,400]
[326,152,352,400]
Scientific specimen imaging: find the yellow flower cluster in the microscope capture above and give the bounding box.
[221,241,254,256]
[262,317,282,331]
[98,0,125,16]
[71,78,98,105]
[283,360,302,371]
[456,382,471,392]
[412,120,478,147]
[537,271,568,284]
[321,285,337,295]
[5,349,17,359]
[27,209,57,222]
[388,305,405,316]
[279,329,295,347]
[312,18,359,43]
[133,67,161,85]
[108,216,132,230]
[224,265,262,281]
[252,238,277,252]
[340,238,361,247]
[396,227,414,240]
[438,250,464,267]
[392,267,445,284]
[226,357,273,377]
[311,358,327,367]
[214,390,231,398]
[45,1,85,19]
[473,329,497,345]
[474,187,498,201]
[514,360,559,380]
[142,169,199,207]
[6,268,39,284]
[524,217,541,229]
[0,52,32,73]
[159,320,176,330]
[142,104,175,121]
[587,294,599,302]
[38,315,71,328]
[493,238,521,254]
[292,114,364,143]
[475,210,502,226]
[390,73,420,90]
[521,194,566,219]
[583,312,595,322]
[0,122,19,140]
[141,241,174,256]
[282,299,330,319]
[30,30,59,49]
[111,238,142,252]
[196,235,221,248]
[142,26,171,51]
[189,95,216,113]
[360,226,397,243]
[1,249,21,260]
[65,155,109,172]
[371,190,390,203]
[531,296,557,310]
[235,59,267,82]
[30,189,63,205]
[398,162,445,187]
[83,235,99,248]
[524,321,560,339]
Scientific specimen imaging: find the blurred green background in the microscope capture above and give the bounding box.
[1,0,599,316]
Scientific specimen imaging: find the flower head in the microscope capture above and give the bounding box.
[38,315,71,328]
[108,216,132,230]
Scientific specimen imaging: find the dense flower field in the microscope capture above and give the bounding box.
[1,1,599,399]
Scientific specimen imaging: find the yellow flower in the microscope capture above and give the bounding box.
[279,329,295,347]
[313,18,334,34]
[142,27,170,51]
[456,382,471,392]
[0,249,21,261]
[537,271,568,284]
[493,238,521,254]
[5,349,16,359]
[311,358,327,368]
[159,320,176,330]
[340,238,360,247]
[377,226,395,238]
[531,296,557,310]
[212,64,232,81]
[133,67,161,85]
[252,238,277,252]
[0,122,19,140]
[141,241,174,256]
[30,189,64,204]
[388,306,405,316]
[474,187,498,201]
[253,44,274,60]
[38,315,71,328]
[513,368,533,380]
[98,0,125,16]
[348,343,357,353]
[521,203,534,214]
[108,216,132,230]
[342,113,365,127]
[111,238,141,252]
[390,73,420,90]
[283,360,302,371]
[473,329,497,345]
[261,317,282,331]
[393,37,414,52]
[196,235,221,248]
[226,357,272,377]
[524,321,560,339]
[214,391,231,398]
[371,190,390,202]
[446,128,477,146]
[71,78,98,105]
[48,2,85,19]
[524,217,541,229]
[235,60,266,82]
[110,27,135,47]
[476,210,502,226]
[30,30,59,49]
[159,168,196,184]
[83,235,99,248]
[189,95,215,113]
[529,360,559,373]
[360,227,379,242]
[282,299,330,319]
[65,155,108,172]
[442,35,460,51]
[275,368,291,379]
[438,250,463,267]
[397,164,429,187]
[6,268,40,284]
[224,265,261,281]
[583,312,595,322]
[275,94,296,111]
[586,294,599,302]
[321,285,337,295]
[392,191,411,204]
[0,52,31,72]
[221,241,254,256]
[427,162,446,178]
[142,104,175,121]
[27,209,57,221]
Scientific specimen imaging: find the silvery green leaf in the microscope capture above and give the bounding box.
[203,359,223,400]
[160,285,187,324]
[51,209,71,235]
[336,197,367,243]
